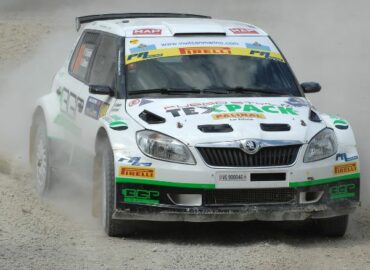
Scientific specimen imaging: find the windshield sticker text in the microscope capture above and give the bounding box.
[125,47,285,64]
[179,47,232,55]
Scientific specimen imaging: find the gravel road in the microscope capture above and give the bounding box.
[1,172,370,270]
[1,1,370,269]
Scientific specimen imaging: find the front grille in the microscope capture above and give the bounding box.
[204,188,296,205]
[197,145,301,167]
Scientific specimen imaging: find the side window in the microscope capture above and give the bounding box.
[69,32,99,82]
[89,34,119,87]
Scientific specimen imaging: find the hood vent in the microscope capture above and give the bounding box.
[198,124,233,133]
[260,123,291,132]
[139,110,166,124]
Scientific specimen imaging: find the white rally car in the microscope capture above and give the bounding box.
[30,13,360,237]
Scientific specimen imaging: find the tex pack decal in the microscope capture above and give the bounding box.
[165,103,298,118]
[84,96,109,120]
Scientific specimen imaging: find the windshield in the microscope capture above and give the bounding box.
[125,36,300,97]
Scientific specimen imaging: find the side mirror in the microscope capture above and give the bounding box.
[301,82,321,94]
[89,85,114,96]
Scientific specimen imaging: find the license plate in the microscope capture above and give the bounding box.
[216,172,249,182]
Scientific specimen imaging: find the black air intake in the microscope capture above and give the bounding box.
[139,110,166,124]
[260,123,291,132]
[197,145,301,167]
[204,188,296,205]
[198,124,233,133]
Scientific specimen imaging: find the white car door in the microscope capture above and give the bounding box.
[62,31,119,157]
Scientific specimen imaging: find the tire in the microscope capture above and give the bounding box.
[95,135,136,237]
[31,117,52,195]
[315,215,349,237]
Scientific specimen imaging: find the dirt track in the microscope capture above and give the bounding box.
[1,1,370,269]
[1,172,370,270]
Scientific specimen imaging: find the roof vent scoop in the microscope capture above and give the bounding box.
[198,124,233,133]
[139,110,166,124]
[260,123,291,132]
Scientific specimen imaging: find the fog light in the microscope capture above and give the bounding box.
[167,194,202,206]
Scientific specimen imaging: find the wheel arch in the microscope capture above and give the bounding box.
[29,106,46,164]
[95,127,111,155]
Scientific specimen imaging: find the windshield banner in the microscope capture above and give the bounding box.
[125,37,285,64]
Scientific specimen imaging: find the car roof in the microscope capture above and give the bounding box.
[82,17,268,37]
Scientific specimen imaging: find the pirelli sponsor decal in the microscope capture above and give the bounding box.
[126,47,285,64]
[119,166,155,179]
[178,47,232,55]
[334,162,358,175]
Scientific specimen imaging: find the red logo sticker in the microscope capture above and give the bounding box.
[133,29,162,35]
[128,99,141,107]
[229,28,258,34]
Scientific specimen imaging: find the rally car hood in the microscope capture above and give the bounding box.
[125,97,326,145]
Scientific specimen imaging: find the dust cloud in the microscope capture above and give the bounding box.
[0,0,369,214]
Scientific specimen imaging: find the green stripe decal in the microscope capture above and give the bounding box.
[289,173,360,187]
[117,173,359,189]
[115,177,215,189]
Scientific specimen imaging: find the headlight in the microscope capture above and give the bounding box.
[136,130,196,165]
[303,128,337,163]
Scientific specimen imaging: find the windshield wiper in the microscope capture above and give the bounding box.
[224,87,292,96]
[129,88,202,95]
[129,87,292,96]
[200,88,229,94]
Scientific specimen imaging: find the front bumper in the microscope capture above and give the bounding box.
[113,177,360,222]
[113,200,359,222]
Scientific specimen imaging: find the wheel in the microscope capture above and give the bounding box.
[31,117,52,195]
[315,215,349,237]
[95,135,136,237]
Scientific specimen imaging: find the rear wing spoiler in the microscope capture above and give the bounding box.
[75,13,211,31]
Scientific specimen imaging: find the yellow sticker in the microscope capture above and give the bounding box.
[119,166,155,179]
[334,162,358,175]
[125,47,285,64]
[130,39,139,45]
[212,112,266,120]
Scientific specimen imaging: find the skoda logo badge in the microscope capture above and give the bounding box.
[242,140,260,154]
